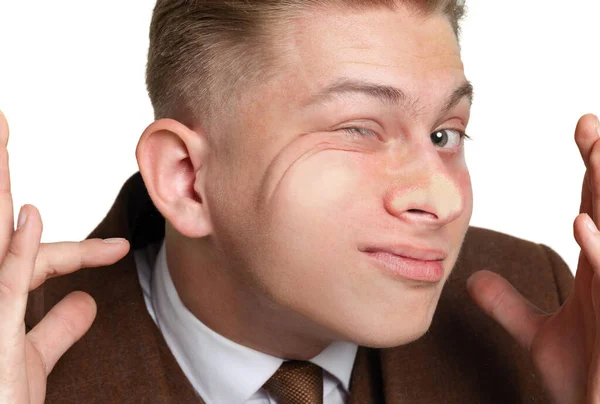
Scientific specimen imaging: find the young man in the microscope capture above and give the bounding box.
[1,0,599,403]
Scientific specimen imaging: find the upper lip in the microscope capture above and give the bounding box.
[360,244,447,261]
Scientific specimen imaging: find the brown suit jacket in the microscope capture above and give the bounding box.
[25,171,575,403]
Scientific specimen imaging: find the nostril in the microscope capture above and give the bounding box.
[407,209,438,220]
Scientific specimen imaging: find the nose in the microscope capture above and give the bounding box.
[383,159,465,229]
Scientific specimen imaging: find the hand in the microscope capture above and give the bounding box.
[466,113,600,404]
[0,110,131,403]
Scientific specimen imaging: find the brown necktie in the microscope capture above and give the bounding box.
[263,360,324,404]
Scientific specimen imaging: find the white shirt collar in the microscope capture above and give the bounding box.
[147,239,358,404]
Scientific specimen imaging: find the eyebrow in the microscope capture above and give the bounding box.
[305,77,474,115]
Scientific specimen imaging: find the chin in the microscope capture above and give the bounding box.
[351,317,434,349]
[327,300,439,349]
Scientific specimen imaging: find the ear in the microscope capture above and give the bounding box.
[136,118,212,239]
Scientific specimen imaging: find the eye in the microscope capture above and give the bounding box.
[431,129,470,150]
[340,126,471,149]
[340,127,377,138]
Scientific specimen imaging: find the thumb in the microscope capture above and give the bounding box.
[466,270,547,351]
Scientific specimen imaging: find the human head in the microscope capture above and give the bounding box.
[137,0,473,356]
[145,0,465,131]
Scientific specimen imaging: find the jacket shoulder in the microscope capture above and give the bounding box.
[451,225,574,307]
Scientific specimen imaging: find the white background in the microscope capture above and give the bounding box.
[0,1,598,276]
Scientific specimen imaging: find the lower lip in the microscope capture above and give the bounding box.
[364,251,444,283]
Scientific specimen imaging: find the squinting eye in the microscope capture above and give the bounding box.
[340,127,471,150]
[340,127,377,138]
[431,129,469,150]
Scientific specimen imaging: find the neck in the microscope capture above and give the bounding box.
[164,225,334,360]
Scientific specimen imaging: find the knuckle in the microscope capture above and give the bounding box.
[35,245,53,278]
[488,288,507,319]
[77,241,86,269]
[37,253,57,280]
[50,309,78,342]
[6,237,24,258]
[46,264,59,279]
[0,278,14,295]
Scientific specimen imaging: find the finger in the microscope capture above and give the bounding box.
[574,212,600,276]
[0,205,41,326]
[580,170,592,216]
[575,113,600,171]
[26,290,96,376]
[466,269,547,352]
[589,139,600,228]
[586,215,600,402]
[0,109,15,263]
[571,214,597,359]
[29,237,130,291]
[0,204,40,404]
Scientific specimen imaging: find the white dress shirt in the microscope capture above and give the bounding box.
[133,239,358,404]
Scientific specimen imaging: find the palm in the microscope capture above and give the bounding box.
[530,269,591,404]
[467,253,597,403]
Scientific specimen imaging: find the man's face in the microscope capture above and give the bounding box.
[205,5,473,347]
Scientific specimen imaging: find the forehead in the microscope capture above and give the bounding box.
[273,5,465,106]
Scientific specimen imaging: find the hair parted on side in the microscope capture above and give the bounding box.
[145,0,466,131]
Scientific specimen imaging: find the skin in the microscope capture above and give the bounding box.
[1,4,600,404]
[137,4,474,359]
[391,172,463,219]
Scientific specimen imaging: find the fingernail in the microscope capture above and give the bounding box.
[585,214,598,233]
[17,205,28,230]
[103,238,127,244]
[597,115,600,137]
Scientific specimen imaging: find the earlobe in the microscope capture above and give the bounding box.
[136,118,213,239]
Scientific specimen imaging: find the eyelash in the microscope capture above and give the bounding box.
[340,127,472,141]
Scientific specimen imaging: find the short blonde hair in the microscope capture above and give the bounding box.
[146,0,466,130]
